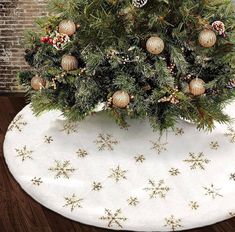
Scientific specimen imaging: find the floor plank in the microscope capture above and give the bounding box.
[0,96,234,232]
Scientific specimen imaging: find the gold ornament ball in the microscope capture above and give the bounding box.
[61,55,79,71]
[189,78,206,96]
[146,36,165,55]
[112,91,130,108]
[31,75,46,91]
[58,20,76,36]
[198,29,217,48]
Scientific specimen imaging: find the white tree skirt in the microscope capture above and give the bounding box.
[3,104,235,231]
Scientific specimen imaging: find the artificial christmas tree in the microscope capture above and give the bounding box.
[18,0,235,131]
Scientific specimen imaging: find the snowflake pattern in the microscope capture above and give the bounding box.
[203,184,223,199]
[92,182,103,191]
[184,152,210,170]
[229,212,235,217]
[143,179,170,199]
[134,154,146,163]
[189,201,199,210]
[174,127,184,136]
[8,114,27,132]
[31,177,43,186]
[76,149,88,158]
[150,140,168,154]
[127,197,139,206]
[49,160,76,179]
[94,134,119,151]
[230,173,235,181]
[60,121,78,134]
[169,168,180,176]
[210,141,219,150]
[225,127,235,143]
[63,193,83,212]
[100,209,127,228]
[44,136,53,144]
[15,146,33,162]
[164,215,183,231]
[108,165,128,183]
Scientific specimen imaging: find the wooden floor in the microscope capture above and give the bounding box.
[0,96,235,232]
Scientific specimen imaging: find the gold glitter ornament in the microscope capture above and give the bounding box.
[189,78,206,96]
[146,36,165,55]
[61,55,78,71]
[58,20,76,36]
[112,91,130,108]
[31,75,46,91]
[198,29,217,48]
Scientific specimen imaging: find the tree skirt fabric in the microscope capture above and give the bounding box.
[3,104,235,231]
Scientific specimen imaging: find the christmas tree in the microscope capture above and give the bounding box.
[18,0,235,131]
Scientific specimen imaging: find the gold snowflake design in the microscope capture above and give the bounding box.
[94,134,119,151]
[76,149,88,158]
[44,136,53,144]
[63,193,83,212]
[108,165,128,183]
[8,114,27,132]
[164,215,183,231]
[60,121,78,134]
[203,184,223,199]
[150,140,168,154]
[92,182,103,191]
[210,141,219,150]
[15,146,33,162]
[174,127,184,136]
[127,197,139,206]
[189,201,199,210]
[230,173,235,181]
[49,160,76,179]
[100,208,127,228]
[169,168,180,176]
[31,177,43,186]
[184,152,210,170]
[143,179,170,199]
[134,154,146,163]
[225,127,235,143]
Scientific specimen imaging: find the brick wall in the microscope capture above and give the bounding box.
[0,0,47,93]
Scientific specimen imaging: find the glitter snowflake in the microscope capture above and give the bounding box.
[127,197,139,206]
[108,165,128,183]
[63,193,83,212]
[44,136,53,144]
[94,134,119,151]
[8,114,27,132]
[209,141,219,150]
[31,177,43,186]
[169,168,180,176]
[15,145,33,162]
[100,209,127,228]
[92,182,103,191]
[49,160,76,179]
[174,127,184,136]
[189,201,199,210]
[134,154,146,163]
[143,179,170,199]
[76,149,88,158]
[164,215,183,231]
[184,152,210,170]
[203,184,223,199]
[150,140,168,154]
[225,127,235,143]
[60,121,78,134]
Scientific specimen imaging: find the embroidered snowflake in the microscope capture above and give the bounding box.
[76,149,88,158]
[31,177,43,186]
[184,152,210,170]
[169,168,180,176]
[108,165,128,183]
[94,134,119,151]
[189,201,199,210]
[44,136,53,144]
[92,182,103,191]
[174,127,184,136]
[60,121,78,134]
[150,140,168,154]
[100,209,127,228]
[63,193,83,212]
[49,160,76,179]
[143,179,170,199]
[225,127,235,143]
[203,184,223,199]
[210,141,219,150]
[8,114,27,132]
[127,197,139,206]
[164,215,183,231]
[15,145,33,162]
[134,154,146,163]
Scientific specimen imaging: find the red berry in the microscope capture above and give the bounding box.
[40,37,46,43]
[48,38,53,45]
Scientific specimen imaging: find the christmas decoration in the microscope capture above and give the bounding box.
[132,0,148,8]
[112,91,130,108]
[198,29,217,48]
[31,75,46,91]
[52,32,70,50]
[189,78,206,96]
[146,36,165,55]
[61,55,78,71]
[212,21,226,36]
[58,20,76,36]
